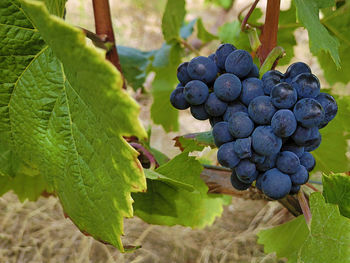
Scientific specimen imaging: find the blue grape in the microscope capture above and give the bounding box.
[187,56,218,84]
[190,104,209,120]
[246,64,259,78]
[205,93,228,117]
[214,73,242,102]
[250,152,266,164]
[248,96,276,125]
[291,73,320,99]
[212,121,234,147]
[184,80,209,105]
[228,112,254,138]
[290,185,301,195]
[234,137,252,159]
[252,126,282,156]
[209,116,224,127]
[276,151,300,174]
[255,174,263,190]
[299,152,316,172]
[261,168,292,199]
[238,170,258,184]
[293,98,325,128]
[281,142,304,158]
[315,93,338,128]
[217,141,240,168]
[270,82,297,109]
[231,171,251,190]
[235,159,257,182]
[292,126,320,148]
[284,62,311,82]
[208,53,216,62]
[225,50,253,78]
[170,86,190,110]
[177,62,191,85]
[223,101,248,121]
[240,78,264,106]
[271,109,297,137]
[261,70,284,95]
[304,132,321,152]
[256,154,277,172]
[215,43,236,70]
[290,165,309,185]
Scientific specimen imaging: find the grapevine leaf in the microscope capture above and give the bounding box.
[205,0,234,10]
[323,173,350,218]
[38,0,66,17]
[240,7,263,26]
[161,0,186,42]
[293,0,340,67]
[0,0,147,251]
[149,147,169,166]
[218,21,250,51]
[258,192,350,263]
[133,152,229,228]
[173,131,215,152]
[313,95,350,174]
[196,18,218,43]
[317,2,350,84]
[180,18,197,40]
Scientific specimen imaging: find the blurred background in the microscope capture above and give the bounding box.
[0,0,337,262]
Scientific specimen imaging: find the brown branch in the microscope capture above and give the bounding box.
[298,191,311,225]
[241,0,260,31]
[92,0,126,89]
[257,0,281,64]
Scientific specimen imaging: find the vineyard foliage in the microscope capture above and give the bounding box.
[0,0,350,260]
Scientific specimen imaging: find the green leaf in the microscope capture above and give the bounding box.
[161,0,186,42]
[317,2,350,84]
[133,152,229,228]
[205,0,234,10]
[196,18,218,43]
[180,18,197,40]
[293,0,340,67]
[313,95,350,174]
[323,173,350,218]
[118,45,152,91]
[38,0,66,17]
[0,0,147,251]
[218,21,250,51]
[258,192,350,263]
[173,131,215,152]
[150,43,182,132]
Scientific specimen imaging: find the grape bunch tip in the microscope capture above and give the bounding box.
[170,43,338,200]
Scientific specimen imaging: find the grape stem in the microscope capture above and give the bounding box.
[79,27,109,50]
[241,0,261,31]
[179,39,200,56]
[305,182,319,192]
[129,143,158,170]
[298,191,312,225]
[92,0,126,89]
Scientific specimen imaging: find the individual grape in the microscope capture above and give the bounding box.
[208,53,216,62]
[248,96,276,125]
[256,154,277,172]
[261,168,292,199]
[205,93,228,117]
[184,80,209,105]
[255,174,263,190]
[187,56,218,84]
[190,104,209,120]
[261,70,284,95]
[270,82,297,109]
[304,132,321,152]
[276,151,300,174]
[240,78,264,106]
[215,43,236,70]
[246,64,259,78]
[170,86,190,110]
[284,62,311,82]
[315,93,338,128]
[293,98,325,128]
[238,170,259,184]
[214,73,242,102]
[291,73,320,99]
[231,171,251,191]
[217,141,240,168]
[177,62,191,85]
[252,126,282,156]
[271,109,297,137]
[212,121,234,147]
[289,185,301,195]
[234,137,252,159]
[225,50,253,78]
[235,159,257,182]
[299,152,316,172]
[250,152,266,164]
[228,112,254,138]
[290,165,309,185]
[281,142,304,158]
[209,116,224,127]
[223,101,248,121]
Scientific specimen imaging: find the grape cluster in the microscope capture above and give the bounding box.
[170,43,338,200]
